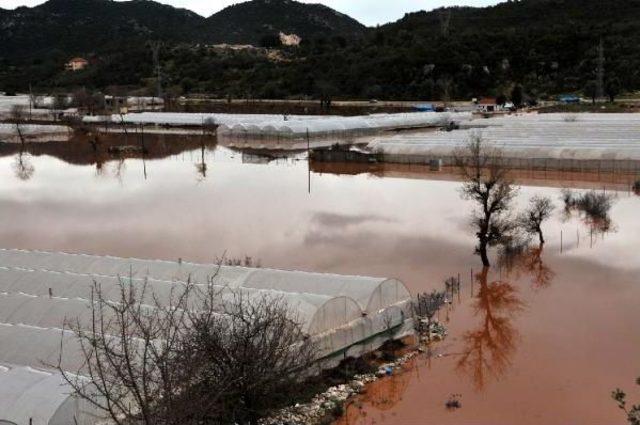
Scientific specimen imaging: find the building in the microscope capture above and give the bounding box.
[279,32,302,46]
[477,97,500,113]
[65,57,89,72]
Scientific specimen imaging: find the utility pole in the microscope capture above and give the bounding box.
[28,83,32,121]
[596,38,605,100]
[150,41,162,100]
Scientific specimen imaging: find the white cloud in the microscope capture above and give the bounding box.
[1,0,501,25]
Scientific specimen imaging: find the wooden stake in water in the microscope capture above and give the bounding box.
[307,128,311,194]
[470,268,474,297]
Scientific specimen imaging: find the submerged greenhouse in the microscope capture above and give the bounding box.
[368,113,640,171]
[0,248,414,425]
[217,112,471,140]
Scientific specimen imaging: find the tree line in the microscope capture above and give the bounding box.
[2,0,639,101]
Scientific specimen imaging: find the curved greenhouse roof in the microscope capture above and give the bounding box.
[0,249,410,314]
[218,112,471,139]
[0,364,99,425]
[0,249,415,424]
[369,113,640,162]
[0,248,414,361]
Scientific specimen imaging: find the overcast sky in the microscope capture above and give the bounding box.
[2,0,502,25]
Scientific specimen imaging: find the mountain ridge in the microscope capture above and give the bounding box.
[0,0,366,61]
[1,0,639,100]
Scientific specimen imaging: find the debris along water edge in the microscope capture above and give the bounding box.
[260,320,448,425]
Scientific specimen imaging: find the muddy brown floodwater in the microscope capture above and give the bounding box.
[1,144,639,425]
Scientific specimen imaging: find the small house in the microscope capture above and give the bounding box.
[65,57,89,72]
[477,97,499,113]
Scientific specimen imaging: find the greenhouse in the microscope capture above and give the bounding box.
[0,123,71,143]
[0,364,98,425]
[0,249,414,424]
[217,112,471,140]
[368,113,640,171]
[82,112,326,127]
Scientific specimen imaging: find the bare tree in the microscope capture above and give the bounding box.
[72,88,104,115]
[187,290,316,424]
[9,105,36,180]
[561,189,616,234]
[58,277,203,425]
[10,104,26,146]
[518,195,555,246]
[12,149,35,181]
[58,275,316,425]
[413,290,446,332]
[455,134,518,267]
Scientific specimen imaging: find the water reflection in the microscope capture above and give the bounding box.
[12,149,35,181]
[1,143,639,425]
[455,268,525,391]
[0,133,217,170]
[498,247,555,290]
[560,189,617,239]
[338,360,414,425]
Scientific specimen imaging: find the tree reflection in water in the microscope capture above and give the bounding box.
[498,246,555,290]
[456,268,525,390]
[12,149,35,181]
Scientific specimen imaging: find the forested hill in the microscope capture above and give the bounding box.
[206,0,366,44]
[0,0,365,61]
[384,0,640,33]
[1,0,639,100]
[0,0,204,60]
[349,0,640,99]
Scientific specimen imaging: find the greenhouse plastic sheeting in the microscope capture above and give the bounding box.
[82,112,327,126]
[0,364,100,425]
[0,248,416,424]
[368,113,640,161]
[0,248,414,365]
[217,112,472,139]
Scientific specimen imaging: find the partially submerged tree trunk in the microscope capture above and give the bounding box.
[455,134,518,267]
[10,104,26,146]
[518,195,555,247]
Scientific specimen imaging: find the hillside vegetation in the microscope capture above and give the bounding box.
[1,0,639,101]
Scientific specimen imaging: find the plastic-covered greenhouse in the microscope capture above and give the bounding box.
[368,113,640,171]
[0,248,414,424]
[82,112,326,127]
[218,112,472,141]
[0,365,98,425]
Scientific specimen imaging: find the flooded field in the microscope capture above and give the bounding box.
[1,141,639,424]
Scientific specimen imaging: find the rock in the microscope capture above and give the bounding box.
[351,380,365,392]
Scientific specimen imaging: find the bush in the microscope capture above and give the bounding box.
[561,189,614,220]
[633,180,640,195]
[575,191,614,220]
